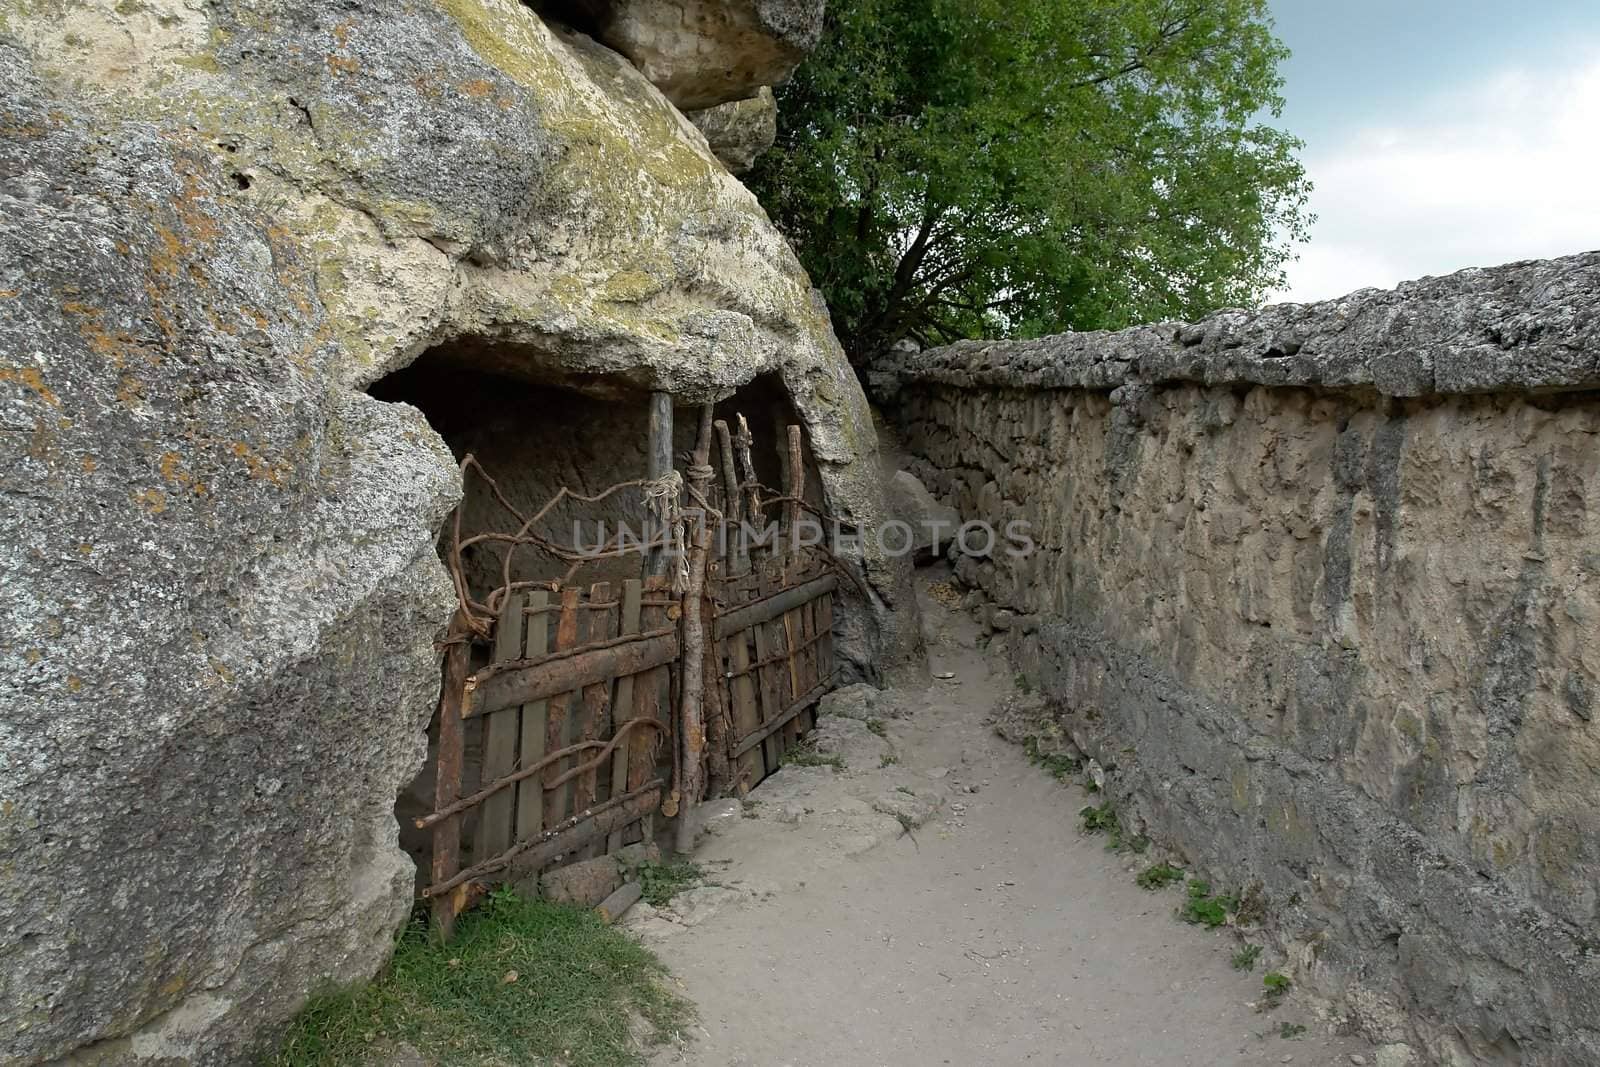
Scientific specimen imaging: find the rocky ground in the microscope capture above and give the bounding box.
[627,569,1385,1066]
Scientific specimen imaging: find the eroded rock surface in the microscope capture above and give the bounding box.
[0,1,911,1062]
[561,0,824,109]
[880,253,1600,1066]
[688,85,778,173]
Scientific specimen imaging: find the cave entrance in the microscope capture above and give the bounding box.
[369,343,841,937]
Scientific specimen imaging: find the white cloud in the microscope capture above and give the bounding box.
[1274,47,1600,303]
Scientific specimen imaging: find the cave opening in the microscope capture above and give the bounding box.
[366,337,828,896]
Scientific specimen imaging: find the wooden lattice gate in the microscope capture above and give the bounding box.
[417,399,840,938]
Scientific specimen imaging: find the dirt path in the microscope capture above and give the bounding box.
[632,571,1374,1067]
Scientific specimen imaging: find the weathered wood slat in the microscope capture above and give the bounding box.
[424,782,662,898]
[576,583,613,813]
[607,579,643,853]
[463,624,678,716]
[725,571,764,791]
[516,590,549,842]
[710,574,837,639]
[545,588,580,830]
[732,679,830,758]
[751,560,789,764]
[462,630,678,718]
[430,613,472,940]
[479,593,524,859]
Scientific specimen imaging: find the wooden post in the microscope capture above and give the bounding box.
[733,414,764,557]
[673,404,715,854]
[479,593,525,860]
[606,579,644,853]
[714,419,742,528]
[646,392,673,580]
[516,590,549,845]
[431,612,472,941]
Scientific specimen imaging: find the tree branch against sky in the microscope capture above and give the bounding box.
[749,0,1312,365]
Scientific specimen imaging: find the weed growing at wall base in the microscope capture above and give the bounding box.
[268,892,690,1067]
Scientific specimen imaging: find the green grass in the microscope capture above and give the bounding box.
[865,718,888,737]
[1231,943,1262,971]
[1179,879,1237,928]
[1022,736,1080,782]
[1078,802,1117,835]
[636,860,704,908]
[1278,1021,1306,1039]
[1262,971,1292,1005]
[267,891,691,1067]
[1135,862,1184,890]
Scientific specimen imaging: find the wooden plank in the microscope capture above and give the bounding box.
[795,591,817,737]
[479,593,525,860]
[630,576,671,845]
[430,614,472,941]
[710,574,838,639]
[714,419,741,526]
[516,590,549,843]
[544,587,580,831]
[750,563,787,767]
[576,582,613,813]
[462,630,678,717]
[733,679,831,758]
[426,782,663,898]
[725,579,764,790]
[607,579,643,853]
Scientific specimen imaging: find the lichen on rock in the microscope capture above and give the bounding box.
[0,0,914,1062]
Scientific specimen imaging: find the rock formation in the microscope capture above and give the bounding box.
[0,1,913,1062]
[879,252,1600,1066]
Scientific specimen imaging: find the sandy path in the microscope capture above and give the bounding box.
[638,572,1373,1067]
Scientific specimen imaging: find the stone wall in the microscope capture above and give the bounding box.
[877,253,1600,1066]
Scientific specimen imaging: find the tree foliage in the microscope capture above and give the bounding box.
[748,0,1312,364]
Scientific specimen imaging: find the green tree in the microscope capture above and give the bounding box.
[748,0,1312,365]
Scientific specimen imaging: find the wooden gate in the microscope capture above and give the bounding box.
[417,399,840,937]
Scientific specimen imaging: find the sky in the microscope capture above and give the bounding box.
[1265,0,1600,303]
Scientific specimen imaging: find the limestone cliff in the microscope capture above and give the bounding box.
[879,252,1600,1066]
[0,1,911,1062]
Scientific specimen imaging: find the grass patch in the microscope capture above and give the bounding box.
[1262,971,1292,1006]
[1135,862,1184,891]
[865,718,888,738]
[1231,943,1262,971]
[1278,1021,1306,1039]
[267,891,690,1067]
[637,860,703,908]
[1022,736,1080,782]
[879,753,899,767]
[1179,879,1237,928]
[1078,802,1117,835]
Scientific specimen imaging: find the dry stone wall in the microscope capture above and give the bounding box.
[877,253,1600,1066]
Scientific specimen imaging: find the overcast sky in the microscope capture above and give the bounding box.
[1266,0,1600,303]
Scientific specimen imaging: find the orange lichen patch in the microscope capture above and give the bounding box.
[134,487,167,514]
[328,53,360,76]
[78,543,94,554]
[460,78,495,98]
[332,17,354,46]
[81,454,97,472]
[116,374,146,407]
[66,676,83,693]
[63,299,141,367]
[0,289,17,299]
[159,450,196,488]
[0,365,62,407]
[25,649,42,665]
